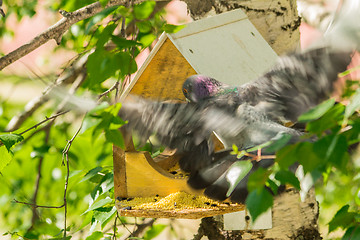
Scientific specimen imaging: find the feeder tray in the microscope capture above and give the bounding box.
[114,8,279,219]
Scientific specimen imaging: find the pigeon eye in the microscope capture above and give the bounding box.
[183,88,188,94]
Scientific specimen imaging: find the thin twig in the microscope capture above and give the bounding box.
[131,219,156,237]
[112,212,119,240]
[98,80,120,100]
[119,217,134,237]
[29,123,52,228]
[62,121,84,238]
[0,0,164,71]
[13,199,65,209]
[17,111,69,136]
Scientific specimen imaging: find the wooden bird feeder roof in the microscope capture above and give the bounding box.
[114,8,278,220]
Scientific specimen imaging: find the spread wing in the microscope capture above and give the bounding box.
[241,48,352,123]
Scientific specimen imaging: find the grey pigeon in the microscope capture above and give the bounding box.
[119,1,359,202]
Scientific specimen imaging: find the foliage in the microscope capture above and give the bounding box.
[0,0,359,239]
[0,0,181,239]
[231,78,360,237]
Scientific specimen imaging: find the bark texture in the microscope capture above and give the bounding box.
[193,189,321,240]
[182,1,321,239]
[182,0,301,55]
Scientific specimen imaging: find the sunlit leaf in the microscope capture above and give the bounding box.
[143,224,167,240]
[84,197,113,214]
[0,133,24,152]
[86,231,103,240]
[226,161,252,197]
[328,205,356,233]
[162,24,185,33]
[139,33,157,47]
[345,88,360,119]
[93,207,116,229]
[0,147,13,172]
[105,130,124,148]
[136,20,153,33]
[99,0,109,7]
[264,132,293,153]
[133,1,156,20]
[355,188,360,206]
[298,98,335,122]
[306,103,345,134]
[80,167,103,183]
[86,49,120,88]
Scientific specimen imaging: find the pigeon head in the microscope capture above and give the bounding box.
[182,75,225,103]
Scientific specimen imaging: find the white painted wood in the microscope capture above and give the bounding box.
[169,8,278,86]
[223,208,272,230]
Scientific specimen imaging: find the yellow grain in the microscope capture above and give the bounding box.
[117,192,233,210]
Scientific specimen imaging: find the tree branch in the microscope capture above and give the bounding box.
[0,0,163,71]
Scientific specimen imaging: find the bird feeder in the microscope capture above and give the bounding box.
[114,8,278,223]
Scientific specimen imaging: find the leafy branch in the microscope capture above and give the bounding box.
[0,0,164,71]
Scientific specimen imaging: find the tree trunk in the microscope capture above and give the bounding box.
[180,1,321,239]
[182,0,301,55]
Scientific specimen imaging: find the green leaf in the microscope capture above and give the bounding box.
[328,205,356,233]
[133,1,156,20]
[345,88,360,119]
[115,52,138,76]
[297,142,324,173]
[86,49,120,88]
[0,147,13,172]
[86,231,103,240]
[342,226,360,240]
[306,103,345,134]
[0,133,24,152]
[226,161,253,197]
[111,36,141,49]
[93,207,117,229]
[84,197,113,214]
[323,134,349,171]
[264,132,293,153]
[247,167,271,192]
[162,24,185,33]
[30,145,50,159]
[136,21,153,33]
[80,167,103,183]
[246,187,273,222]
[298,98,335,122]
[105,130,124,148]
[139,33,157,47]
[275,170,300,190]
[143,224,167,240]
[96,22,117,48]
[47,237,72,240]
[99,0,109,7]
[275,143,299,169]
[355,188,360,206]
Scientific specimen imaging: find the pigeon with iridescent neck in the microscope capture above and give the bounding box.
[118,1,359,202]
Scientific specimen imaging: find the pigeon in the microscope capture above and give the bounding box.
[118,0,359,202]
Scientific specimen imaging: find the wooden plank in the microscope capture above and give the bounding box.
[123,35,197,101]
[115,203,245,219]
[124,151,199,197]
[113,145,127,198]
